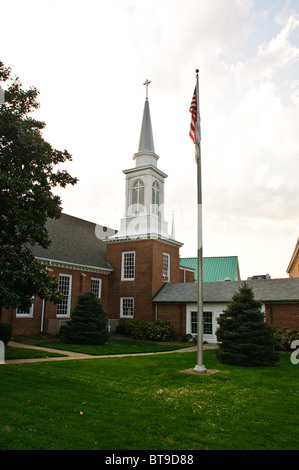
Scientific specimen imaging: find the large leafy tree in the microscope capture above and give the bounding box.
[0,61,78,312]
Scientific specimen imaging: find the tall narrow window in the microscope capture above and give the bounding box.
[132,179,144,213]
[56,274,72,316]
[120,297,134,318]
[152,180,159,214]
[90,278,102,298]
[121,251,135,280]
[191,311,197,334]
[162,253,170,282]
[203,311,213,335]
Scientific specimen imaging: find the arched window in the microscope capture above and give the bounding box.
[152,180,159,214]
[132,179,144,211]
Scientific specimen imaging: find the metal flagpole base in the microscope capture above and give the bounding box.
[194,364,207,374]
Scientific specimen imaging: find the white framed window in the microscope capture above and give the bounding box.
[121,251,135,281]
[16,299,34,318]
[189,310,214,335]
[203,311,213,335]
[162,253,170,282]
[120,297,134,318]
[56,274,72,317]
[90,278,102,298]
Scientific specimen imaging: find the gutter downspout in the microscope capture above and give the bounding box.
[41,299,45,333]
[41,263,52,334]
[180,303,183,336]
[269,301,273,325]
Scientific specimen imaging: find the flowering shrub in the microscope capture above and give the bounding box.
[272,327,299,351]
[147,320,175,341]
[125,319,175,341]
[125,320,149,340]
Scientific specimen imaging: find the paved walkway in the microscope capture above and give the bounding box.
[5,341,218,365]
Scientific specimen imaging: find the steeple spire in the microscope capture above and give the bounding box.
[107,78,183,247]
[138,98,155,153]
[138,79,155,153]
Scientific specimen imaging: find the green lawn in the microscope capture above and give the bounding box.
[5,346,66,360]
[0,349,298,450]
[9,334,192,358]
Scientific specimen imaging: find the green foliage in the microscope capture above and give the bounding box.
[59,292,109,345]
[272,326,299,351]
[0,351,298,450]
[0,321,13,345]
[216,282,279,366]
[125,319,149,340]
[124,319,175,341]
[0,61,78,310]
[147,320,176,341]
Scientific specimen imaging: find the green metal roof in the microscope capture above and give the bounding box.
[180,256,240,282]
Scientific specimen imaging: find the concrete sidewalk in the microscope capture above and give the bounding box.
[4,341,218,365]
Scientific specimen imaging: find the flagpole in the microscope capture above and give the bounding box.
[194,69,207,373]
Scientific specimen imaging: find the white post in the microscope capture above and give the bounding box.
[194,70,206,373]
[0,340,5,365]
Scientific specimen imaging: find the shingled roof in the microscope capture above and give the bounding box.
[31,213,114,272]
[153,278,299,304]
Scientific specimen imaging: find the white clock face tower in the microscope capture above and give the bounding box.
[109,80,174,243]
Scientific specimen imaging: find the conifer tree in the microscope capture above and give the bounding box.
[60,291,109,345]
[216,283,279,366]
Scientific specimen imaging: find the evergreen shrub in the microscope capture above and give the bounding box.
[216,283,279,366]
[59,291,109,345]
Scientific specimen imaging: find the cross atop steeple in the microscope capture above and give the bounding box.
[143,79,151,100]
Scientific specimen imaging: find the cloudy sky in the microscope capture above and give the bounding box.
[1,0,299,279]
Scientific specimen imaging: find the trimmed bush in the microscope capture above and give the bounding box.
[147,320,175,341]
[0,322,13,345]
[124,319,175,341]
[59,291,109,345]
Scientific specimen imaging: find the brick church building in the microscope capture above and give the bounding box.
[1,86,193,337]
[2,85,299,340]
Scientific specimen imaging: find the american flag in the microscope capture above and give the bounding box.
[189,86,197,143]
[189,86,201,144]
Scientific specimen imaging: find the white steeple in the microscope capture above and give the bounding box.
[108,81,182,247]
[133,80,160,168]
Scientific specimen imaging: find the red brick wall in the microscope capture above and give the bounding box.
[265,302,299,331]
[1,266,110,336]
[106,239,181,323]
[179,268,195,283]
[288,259,299,278]
[155,303,186,336]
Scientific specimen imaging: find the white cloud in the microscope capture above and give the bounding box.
[1,0,299,279]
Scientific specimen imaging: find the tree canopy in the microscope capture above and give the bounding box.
[0,61,78,311]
